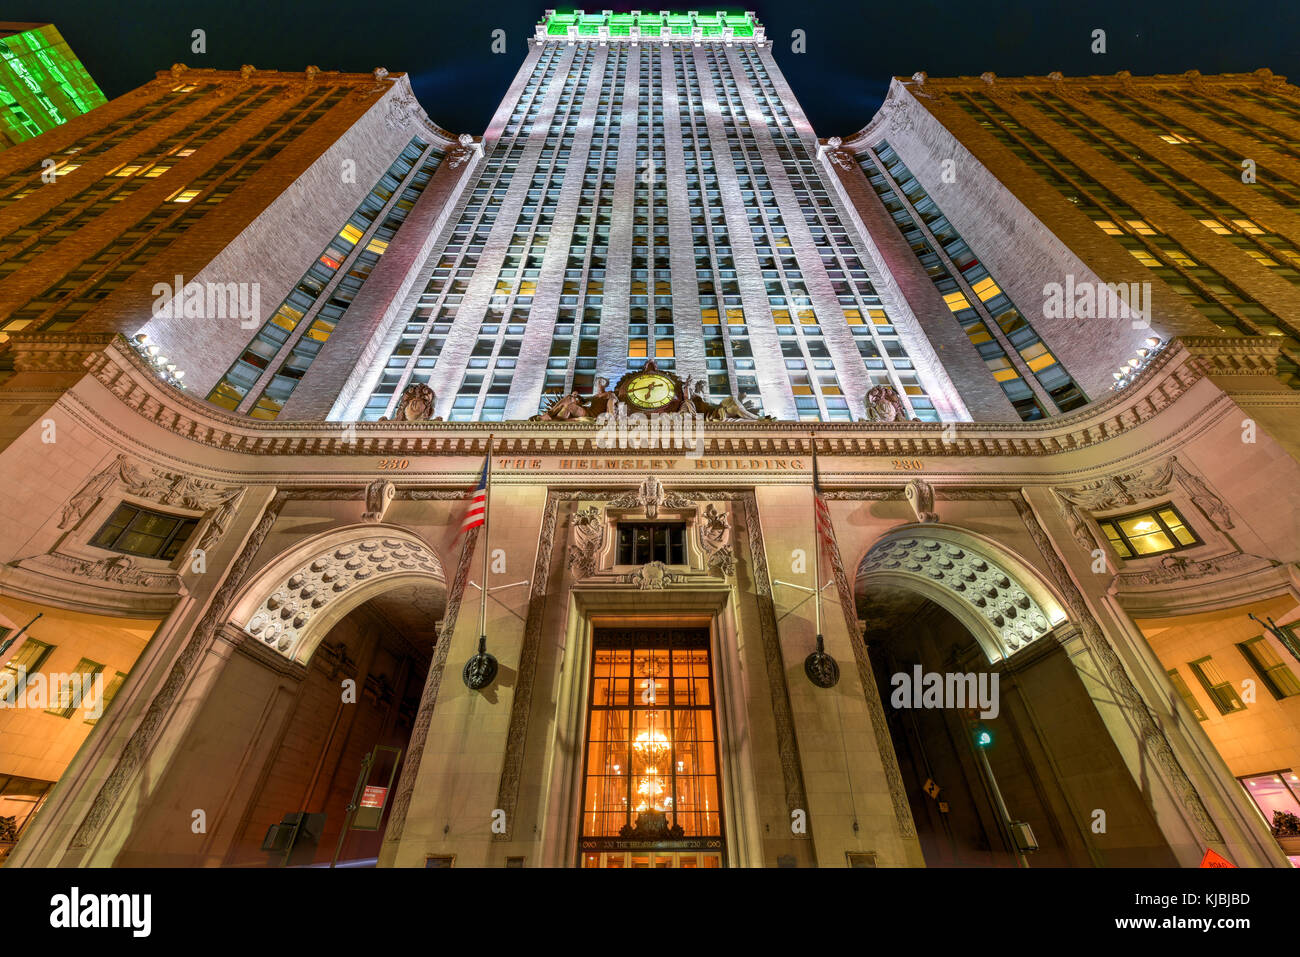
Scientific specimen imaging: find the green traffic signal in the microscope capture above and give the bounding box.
[975,726,993,748]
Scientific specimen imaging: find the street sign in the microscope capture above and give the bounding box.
[1199,848,1236,868]
[937,801,949,813]
[923,778,941,799]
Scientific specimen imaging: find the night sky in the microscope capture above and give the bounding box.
[12,0,1300,138]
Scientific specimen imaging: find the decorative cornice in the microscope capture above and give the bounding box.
[74,335,1295,462]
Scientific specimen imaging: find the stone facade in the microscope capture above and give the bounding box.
[1,13,1298,867]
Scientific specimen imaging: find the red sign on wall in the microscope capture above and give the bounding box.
[360,785,388,809]
[1199,848,1236,868]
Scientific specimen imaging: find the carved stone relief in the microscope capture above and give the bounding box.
[566,506,605,577]
[243,537,444,659]
[859,536,1052,656]
[607,475,694,519]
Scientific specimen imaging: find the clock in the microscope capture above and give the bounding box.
[623,372,678,411]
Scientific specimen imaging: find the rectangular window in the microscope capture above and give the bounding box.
[1239,770,1300,854]
[91,503,199,561]
[616,523,685,565]
[1098,503,1199,558]
[1238,637,1300,699]
[45,657,105,719]
[1167,668,1208,721]
[1189,656,1246,715]
[0,639,53,697]
[580,628,722,862]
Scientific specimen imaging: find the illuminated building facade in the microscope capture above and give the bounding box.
[0,11,1297,868]
[0,23,106,149]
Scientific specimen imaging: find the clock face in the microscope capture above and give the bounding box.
[624,372,677,410]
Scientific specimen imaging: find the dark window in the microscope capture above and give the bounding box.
[1098,503,1200,558]
[616,523,685,565]
[1238,637,1300,700]
[1167,668,1208,721]
[1189,656,1246,715]
[91,503,199,561]
[46,657,104,719]
[0,638,52,697]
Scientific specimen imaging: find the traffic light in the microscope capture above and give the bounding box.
[974,725,993,748]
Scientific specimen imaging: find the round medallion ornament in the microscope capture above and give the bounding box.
[463,635,498,690]
[804,634,840,688]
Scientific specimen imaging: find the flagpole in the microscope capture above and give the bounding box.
[478,434,494,641]
[811,431,822,640]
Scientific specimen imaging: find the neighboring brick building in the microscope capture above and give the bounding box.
[0,11,1297,869]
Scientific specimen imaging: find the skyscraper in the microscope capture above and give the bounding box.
[0,12,1297,870]
[0,22,106,149]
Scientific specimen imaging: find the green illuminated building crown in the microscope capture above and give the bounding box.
[0,22,106,148]
[536,9,764,43]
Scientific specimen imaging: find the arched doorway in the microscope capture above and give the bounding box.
[856,525,1178,867]
[111,526,448,867]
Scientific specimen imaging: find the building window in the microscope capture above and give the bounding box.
[616,523,686,565]
[580,628,723,867]
[0,774,55,860]
[1239,771,1300,863]
[90,503,199,561]
[45,657,105,719]
[1238,637,1300,699]
[1098,504,1200,558]
[86,670,127,725]
[0,639,53,698]
[1167,668,1208,721]
[1188,656,1246,715]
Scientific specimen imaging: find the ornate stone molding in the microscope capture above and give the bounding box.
[59,453,246,550]
[698,503,736,577]
[241,536,445,659]
[1115,551,1277,587]
[904,478,938,523]
[566,506,605,577]
[74,336,1295,461]
[23,553,176,590]
[606,475,695,518]
[622,561,679,589]
[859,536,1053,656]
[1052,454,1234,555]
[362,480,395,523]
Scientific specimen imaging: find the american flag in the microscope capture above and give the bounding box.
[459,456,490,539]
[812,441,835,556]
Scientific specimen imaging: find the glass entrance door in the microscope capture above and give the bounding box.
[577,627,725,866]
[581,851,722,868]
